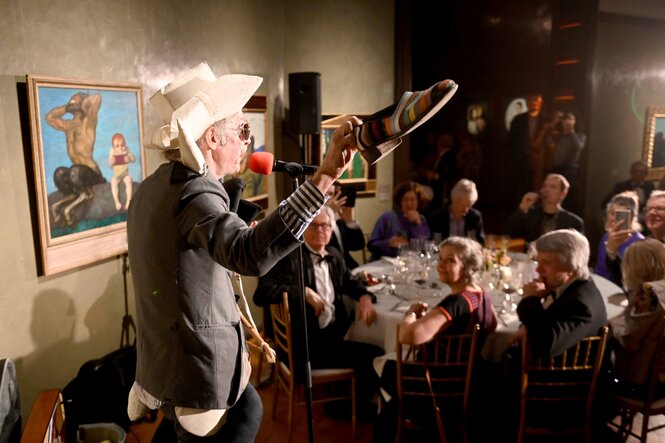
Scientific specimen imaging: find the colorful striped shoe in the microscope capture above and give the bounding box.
[354,79,458,164]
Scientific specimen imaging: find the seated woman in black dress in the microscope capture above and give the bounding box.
[373,236,497,442]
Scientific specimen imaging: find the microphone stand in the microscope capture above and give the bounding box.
[287,166,316,443]
[119,253,136,348]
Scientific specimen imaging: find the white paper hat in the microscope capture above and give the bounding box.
[147,62,263,174]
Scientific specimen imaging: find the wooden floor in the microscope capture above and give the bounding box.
[125,347,665,443]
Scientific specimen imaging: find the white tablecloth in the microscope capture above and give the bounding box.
[346,258,627,363]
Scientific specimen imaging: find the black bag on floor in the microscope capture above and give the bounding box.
[61,345,136,442]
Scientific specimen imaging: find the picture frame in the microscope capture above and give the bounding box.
[26,75,145,276]
[504,96,528,131]
[317,114,376,196]
[466,101,488,137]
[642,106,665,180]
[234,95,269,209]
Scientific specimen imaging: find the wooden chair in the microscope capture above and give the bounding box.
[270,292,356,442]
[395,324,480,443]
[21,388,66,443]
[606,318,665,442]
[517,327,609,443]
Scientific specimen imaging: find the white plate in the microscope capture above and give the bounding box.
[366,283,386,293]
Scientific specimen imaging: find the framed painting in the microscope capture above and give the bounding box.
[317,114,377,196]
[504,96,527,131]
[643,106,665,180]
[234,95,268,209]
[466,101,488,137]
[26,75,145,276]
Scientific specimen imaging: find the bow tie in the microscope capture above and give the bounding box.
[311,252,334,265]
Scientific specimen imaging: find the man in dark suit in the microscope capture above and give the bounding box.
[514,229,607,357]
[426,178,485,245]
[505,173,584,243]
[254,206,382,415]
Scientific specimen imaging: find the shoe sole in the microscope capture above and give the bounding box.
[355,80,459,164]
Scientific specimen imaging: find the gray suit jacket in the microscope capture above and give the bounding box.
[128,162,301,409]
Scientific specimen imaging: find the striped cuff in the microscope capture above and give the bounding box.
[278,180,327,239]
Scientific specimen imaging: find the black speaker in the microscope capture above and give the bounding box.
[289,72,321,134]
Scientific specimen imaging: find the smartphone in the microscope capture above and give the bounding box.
[341,185,357,208]
[615,209,631,229]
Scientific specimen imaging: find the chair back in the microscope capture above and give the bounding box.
[518,326,609,443]
[640,317,665,412]
[269,292,295,380]
[396,324,480,443]
[269,292,357,441]
[606,315,665,442]
[21,389,66,443]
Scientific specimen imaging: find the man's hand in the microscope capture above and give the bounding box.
[358,295,376,326]
[305,287,325,316]
[521,279,547,298]
[519,192,539,213]
[312,116,362,195]
[326,189,347,213]
[339,206,355,224]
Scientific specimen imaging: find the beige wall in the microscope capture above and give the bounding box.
[0,0,394,421]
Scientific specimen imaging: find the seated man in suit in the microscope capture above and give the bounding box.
[425,178,485,245]
[254,206,383,417]
[513,229,607,357]
[326,182,366,269]
[505,173,584,243]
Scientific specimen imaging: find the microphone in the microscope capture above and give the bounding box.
[249,152,319,176]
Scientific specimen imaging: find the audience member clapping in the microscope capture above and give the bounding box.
[367,181,431,261]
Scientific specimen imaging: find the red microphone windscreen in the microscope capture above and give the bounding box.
[249,151,274,175]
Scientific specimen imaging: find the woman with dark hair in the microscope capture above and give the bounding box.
[367,181,431,261]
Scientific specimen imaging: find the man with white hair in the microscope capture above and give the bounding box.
[254,206,382,418]
[126,62,361,442]
[514,229,607,357]
[425,178,485,245]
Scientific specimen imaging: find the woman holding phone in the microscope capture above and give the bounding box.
[596,191,644,285]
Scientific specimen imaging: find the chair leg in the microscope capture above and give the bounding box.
[351,376,356,439]
[287,382,295,443]
[640,412,649,443]
[272,377,280,420]
[620,408,635,442]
